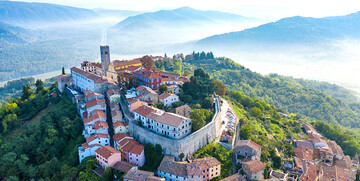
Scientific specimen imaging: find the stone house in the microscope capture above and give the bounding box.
[242,160,265,181]
[235,140,262,164]
[176,104,191,118]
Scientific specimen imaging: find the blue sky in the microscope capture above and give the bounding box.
[12,0,360,20]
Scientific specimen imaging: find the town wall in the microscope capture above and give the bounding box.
[129,95,222,159]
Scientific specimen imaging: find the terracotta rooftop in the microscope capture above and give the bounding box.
[242,160,265,173]
[155,112,189,127]
[113,161,137,172]
[295,140,314,150]
[86,99,106,108]
[294,147,313,162]
[129,144,144,155]
[113,133,132,142]
[299,162,317,181]
[220,174,245,181]
[123,169,155,181]
[95,146,120,159]
[134,105,156,117]
[71,67,114,84]
[157,157,187,178]
[176,104,191,111]
[327,140,344,156]
[236,140,262,152]
[320,165,337,181]
[186,161,202,176]
[86,110,106,124]
[107,89,117,96]
[86,133,109,143]
[159,93,177,100]
[193,157,221,168]
[136,85,157,94]
[125,65,142,72]
[95,121,109,130]
[303,123,318,133]
[113,121,128,128]
[81,142,101,149]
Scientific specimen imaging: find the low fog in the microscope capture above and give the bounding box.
[3,13,360,96]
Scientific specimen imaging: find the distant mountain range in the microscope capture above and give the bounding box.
[196,11,360,46]
[0,22,32,44]
[0,1,98,24]
[111,6,259,31]
[93,9,144,19]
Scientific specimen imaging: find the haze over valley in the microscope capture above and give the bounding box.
[1,0,360,95]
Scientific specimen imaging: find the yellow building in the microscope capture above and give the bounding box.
[113,59,142,71]
[106,63,118,82]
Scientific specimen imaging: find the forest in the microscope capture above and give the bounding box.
[0,81,87,180]
[186,57,360,129]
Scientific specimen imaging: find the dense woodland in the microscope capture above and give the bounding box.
[186,57,360,129]
[0,82,87,180]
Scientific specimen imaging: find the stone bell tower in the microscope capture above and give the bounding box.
[100,45,110,74]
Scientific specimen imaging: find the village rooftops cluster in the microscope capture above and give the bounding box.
[157,155,221,181]
[133,105,192,139]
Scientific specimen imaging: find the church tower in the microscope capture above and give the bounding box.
[100,45,110,74]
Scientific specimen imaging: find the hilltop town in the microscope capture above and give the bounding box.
[55,45,360,181]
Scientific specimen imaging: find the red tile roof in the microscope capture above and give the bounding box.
[82,142,101,149]
[236,140,262,152]
[299,162,317,181]
[242,160,266,173]
[96,146,120,159]
[95,121,109,130]
[159,93,176,100]
[86,99,106,108]
[134,105,156,117]
[86,133,110,143]
[107,89,117,96]
[113,121,128,128]
[125,66,142,72]
[129,144,144,155]
[85,110,106,124]
[113,133,132,142]
[294,147,313,162]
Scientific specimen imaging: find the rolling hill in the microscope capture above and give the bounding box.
[0,1,98,24]
[111,6,258,31]
[196,11,360,45]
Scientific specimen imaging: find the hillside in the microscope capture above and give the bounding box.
[111,6,257,31]
[0,1,98,24]
[185,57,360,128]
[196,11,360,45]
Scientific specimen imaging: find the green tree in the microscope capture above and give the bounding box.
[272,155,282,169]
[62,67,65,75]
[190,109,206,132]
[201,97,213,109]
[240,125,252,140]
[21,84,32,100]
[249,107,262,118]
[156,102,165,110]
[35,79,44,93]
[159,84,168,94]
[179,153,185,161]
[102,167,114,181]
[212,79,226,96]
[180,95,192,103]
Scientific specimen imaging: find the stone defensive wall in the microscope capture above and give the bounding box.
[128,95,222,159]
